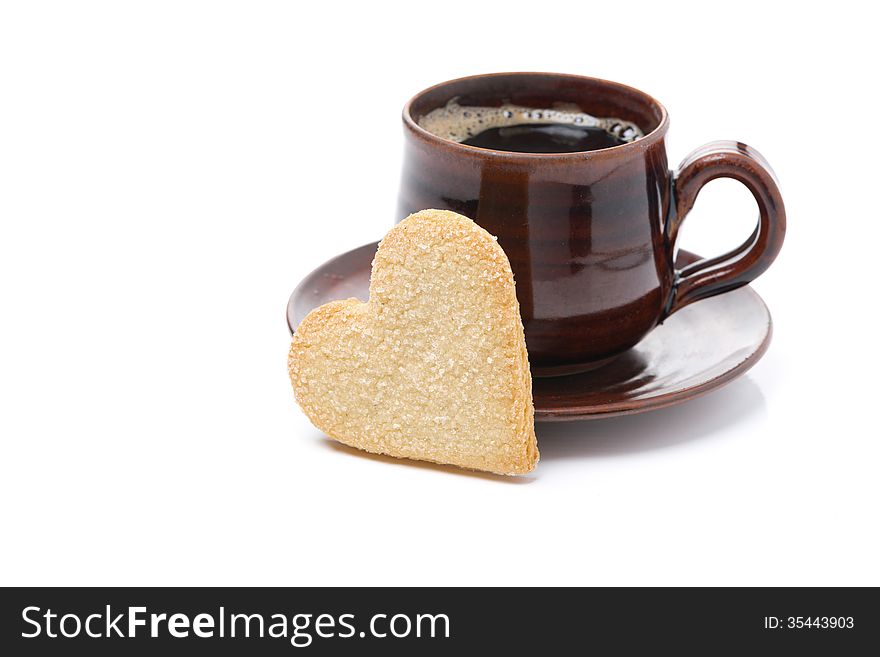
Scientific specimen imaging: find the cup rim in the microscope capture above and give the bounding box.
[402,71,669,159]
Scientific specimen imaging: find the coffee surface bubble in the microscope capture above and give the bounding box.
[418,98,644,149]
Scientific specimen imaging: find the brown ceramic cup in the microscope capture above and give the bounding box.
[398,73,785,375]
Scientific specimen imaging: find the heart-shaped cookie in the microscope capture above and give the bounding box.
[288,209,538,474]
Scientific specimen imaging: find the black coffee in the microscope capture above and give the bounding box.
[462,123,626,153]
[417,99,644,154]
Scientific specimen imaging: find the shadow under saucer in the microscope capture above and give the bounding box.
[536,375,766,459]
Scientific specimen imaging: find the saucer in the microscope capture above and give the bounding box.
[287,242,772,422]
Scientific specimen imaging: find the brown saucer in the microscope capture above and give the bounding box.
[287,243,772,422]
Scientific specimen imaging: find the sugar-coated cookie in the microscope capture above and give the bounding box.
[288,210,537,474]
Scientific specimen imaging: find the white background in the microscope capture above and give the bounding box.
[1,1,877,586]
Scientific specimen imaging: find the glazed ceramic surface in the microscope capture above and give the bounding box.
[398,73,785,375]
[286,244,772,421]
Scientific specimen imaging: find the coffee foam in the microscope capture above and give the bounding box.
[418,98,644,145]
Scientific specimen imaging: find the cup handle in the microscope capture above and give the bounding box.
[663,140,786,317]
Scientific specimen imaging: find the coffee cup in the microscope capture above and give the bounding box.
[397,72,785,375]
